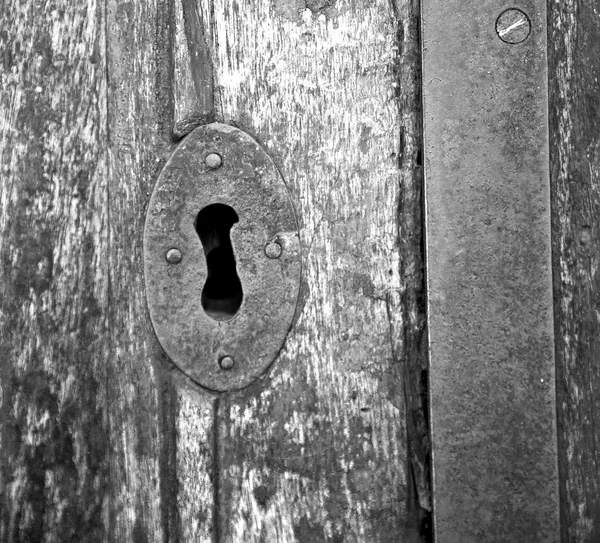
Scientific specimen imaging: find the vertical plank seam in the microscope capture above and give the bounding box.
[212,397,221,543]
[391,0,433,539]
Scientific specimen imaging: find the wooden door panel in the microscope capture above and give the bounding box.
[0,0,427,540]
[105,0,218,539]
[6,0,600,540]
[171,0,426,540]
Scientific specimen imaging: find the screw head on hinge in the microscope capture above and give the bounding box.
[496,9,531,44]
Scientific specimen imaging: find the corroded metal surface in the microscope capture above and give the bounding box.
[421,1,560,540]
[144,123,301,392]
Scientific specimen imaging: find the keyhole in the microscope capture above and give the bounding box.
[195,203,243,321]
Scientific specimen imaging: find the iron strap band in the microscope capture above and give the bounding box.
[421,1,560,539]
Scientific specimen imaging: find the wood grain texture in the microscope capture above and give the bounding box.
[0,0,217,539]
[173,0,215,138]
[1,0,426,539]
[5,0,600,537]
[548,1,600,540]
[179,0,428,540]
[104,0,169,535]
[105,0,216,538]
[174,376,216,543]
[0,0,110,539]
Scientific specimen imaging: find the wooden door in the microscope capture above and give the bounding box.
[0,0,598,541]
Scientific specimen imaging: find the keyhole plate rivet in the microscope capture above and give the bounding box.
[264,241,283,259]
[205,153,222,169]
[165,248,183,264]
[495,8,531,44]
[143,123,302,392]
[219,356,235,370]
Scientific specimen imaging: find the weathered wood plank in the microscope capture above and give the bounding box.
[548,1,600,540]
[0,0,110,539]
[173,375,216,543]
[169,3,221,540]
[174,0,202,126]
[0,0,219,539]
[0,0,424,539]
[174,0,214,133]
[105,0,217,538]
[184,0,428,540]
[104,0,172,536]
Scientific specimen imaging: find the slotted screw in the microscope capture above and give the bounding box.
[496,9,531,44]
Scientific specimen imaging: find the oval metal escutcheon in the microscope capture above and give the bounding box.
[144,123,301,391]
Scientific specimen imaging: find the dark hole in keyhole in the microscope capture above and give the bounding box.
[195,203,243,321]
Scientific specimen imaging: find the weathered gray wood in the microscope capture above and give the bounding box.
[105,0,216,539]
[0,0,216,540]
[174,376,216,543]
[5,0,600,538]
[0,0,111,539]
[183,0,427,540]
[104,0,175,536]
[0,0,424,540]
[548,1,600,541]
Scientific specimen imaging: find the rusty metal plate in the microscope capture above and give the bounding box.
[421,1,560,540]
[144,123,301,392]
